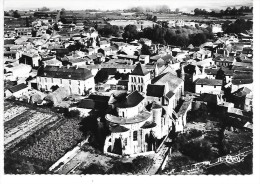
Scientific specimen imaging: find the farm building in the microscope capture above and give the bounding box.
[5,83,29,98]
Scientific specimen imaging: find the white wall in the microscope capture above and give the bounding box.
[195,84,222,94]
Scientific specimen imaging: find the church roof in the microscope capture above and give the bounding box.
[146,84,165,97]
[152,72,183,92]
[131,63,149,76]
[115,90,144,108]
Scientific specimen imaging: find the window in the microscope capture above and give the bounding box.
[45,78,47,82]
[69,80,71,85]
[214,85,216,88]
[124,138,127,146]
[201,85,203,87]
[78,80,80,85]
[249,101,252,105]
[133,131,137,141]
[60,79,62,84]
[122,111,125,117]
[52,78,54,83]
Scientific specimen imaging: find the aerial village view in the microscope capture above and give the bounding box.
[2,0,254,176]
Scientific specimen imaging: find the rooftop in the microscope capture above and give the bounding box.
[131,63,150,76]
[8,83,28,93]
[106,110,151,125]
[115,90,144,108]
[195,78,222,86]
[152,72,183,92]
[37,65,93,80]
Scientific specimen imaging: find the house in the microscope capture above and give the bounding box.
[4,63,32,80]
[231,87,252,112]
[4,51,20,60]
[231,71,253,93]
[139,38,152,46]
[192,49,211,61]
[14,27,32,36]
[5,83,29,98]
[36,65,95,95]
[42,58,62,66]
[213,56,235,67]
[99,40,110,49]
[139,55,150,64]
[195,78,222,94]
[19,53,41,68]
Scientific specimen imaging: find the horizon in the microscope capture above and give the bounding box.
[4,0,253,12]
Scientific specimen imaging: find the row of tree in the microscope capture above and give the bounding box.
[122,24,214,47]
[222,19,253,34]
[194,6,253,17]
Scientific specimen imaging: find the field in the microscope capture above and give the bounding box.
[4,101,86,174]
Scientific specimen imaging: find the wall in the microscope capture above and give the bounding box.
[37,76,95,95]
[195,84,222,94]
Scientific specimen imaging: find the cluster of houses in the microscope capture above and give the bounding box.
[4,16,253,156]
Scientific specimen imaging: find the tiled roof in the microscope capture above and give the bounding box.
[131,63,149,76]
[146,84,165,97]
[37,65,93,80]
[78,98,108,109]
[110,125,129,133]
[8,83,28,93]
[115,90,144,108]
[165,90,175,99]
[141,121,157,129]
[232,79,253,85]
[232,87,251,97]
[152,72,183,92]
[195,78,222,86]
[198,93,218,104]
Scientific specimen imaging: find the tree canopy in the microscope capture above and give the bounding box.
[122,25,138,42]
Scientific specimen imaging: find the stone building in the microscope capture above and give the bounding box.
[36,65,95,95]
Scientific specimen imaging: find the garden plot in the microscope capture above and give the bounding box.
[4,110,36,131]
[4,112,58,150]
[4,105,28,122]
[18,118,85,164]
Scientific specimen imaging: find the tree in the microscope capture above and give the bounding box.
[39,7,50,11]
[141,44,151,55]
[25,17,30,27]
[13,10,20,18]
[4,11,10,16]
[122,25,138,42]
[94,69,109,84]
[81,163,106,174]
[153,16,157,22]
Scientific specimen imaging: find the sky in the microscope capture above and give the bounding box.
[3,0,253,12]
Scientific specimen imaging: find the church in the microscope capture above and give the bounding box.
[104,63,185,156]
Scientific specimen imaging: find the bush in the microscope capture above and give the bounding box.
[81,163,106,174]
[64,109,80,118]
[107,161,134,174]
[187,129,203,139]
[132,156,153,173]
[180,140,212,162]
